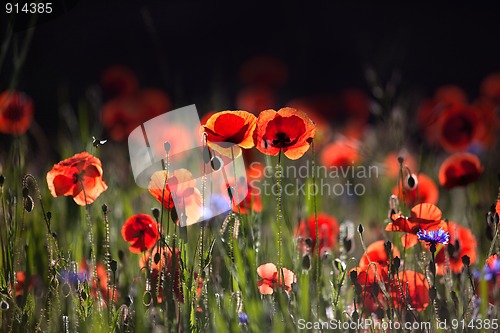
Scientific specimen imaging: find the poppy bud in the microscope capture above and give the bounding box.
[352,310,359,321]
[102,204,108,213]
[384,240,392,256]
[164,141,171,154]
[350,270,358,283]
[405,174,418,190]
[304,238,313,249]
[110,259,117,272]
[358,224,364,234]
[393,256,400,271]
[210,156,223,171]
[46,211,52,221]
[0,300,9,311]
[154,252,161,265]
[397,156,404,165]
[24,195,34,212]
[302,254,311,270]
[461,255,470,266]
[486,224,494,241]
[151,207,160,221]
[487,212,494,225]
[22,187,29,198]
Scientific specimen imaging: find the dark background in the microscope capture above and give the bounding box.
[2,1,500,132]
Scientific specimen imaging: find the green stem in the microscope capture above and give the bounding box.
[276,149,283,278]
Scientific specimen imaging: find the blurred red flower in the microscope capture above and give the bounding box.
[434,222,477,275]
[358,240,400,271]
[101,88,171,141]
[383,151,417,179]
[436,104,481,152]
[239,55,288,87]
[392,173,439,206]
[386,203,447,248]
[229,178,262,214]
[0,90,34,135]
[204,110,257,149]
[46,152,108,205]
[417,85,467,143]
[148,169,202,226]
[438,152,483,189]
[353,262,389,312]
[100,65,138,97]
[138,246,197,303]
[390,270,430,311]
[253,107,315,160]
[320,139,360,167]
[295,213,339,255]
[236,86,277,115]
[121,213,159,254]
[480,72,500,103]
[256,263,296,295]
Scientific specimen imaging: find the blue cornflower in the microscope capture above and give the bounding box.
[417,228,450,246]
[238,312,249,325]
[483,257,500,281]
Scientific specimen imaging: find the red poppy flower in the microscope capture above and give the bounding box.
[121,214,159,254]
[295,213,339,255]
[0,90,34,136]
[320,139,360,168]
[438,152,483,189]
[148,169,203,226]
[392,173,439,206]
[239,55,288,87]
[254,107,316,160]
[236,86,277,115]
[386,203,447,248]
[46,152,108,206]
[436,104,482,152]
[434,222,476,275]
[100,65,138,97]
[390,270,430,311]
[359,240,401,271]
[203,110,257,150]
[384,151,417,179]
[256,263,296,295]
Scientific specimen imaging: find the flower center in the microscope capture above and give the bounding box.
[3,105,24,122]
[73,170,86,184]
[272,132,291,147]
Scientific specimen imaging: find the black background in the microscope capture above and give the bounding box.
[2,1,500,132]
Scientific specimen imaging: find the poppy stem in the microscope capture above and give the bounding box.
[276,149,283,279]
[311,139,320,315]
